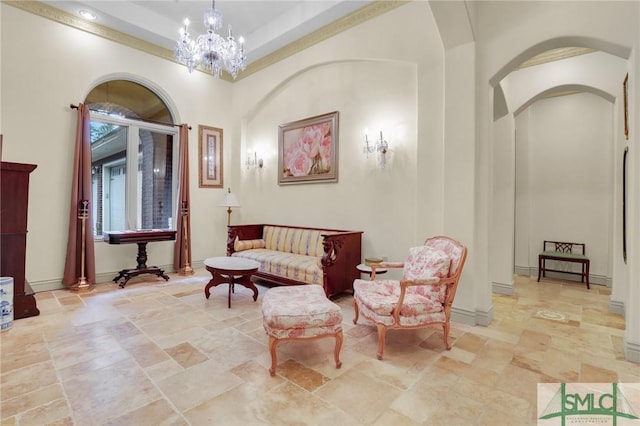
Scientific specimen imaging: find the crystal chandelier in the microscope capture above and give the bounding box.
[174,0,246,79]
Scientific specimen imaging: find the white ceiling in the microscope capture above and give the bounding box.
[41,1,373,66]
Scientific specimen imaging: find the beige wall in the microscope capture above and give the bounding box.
[1,2,453,296]
[514,93,613,281]
[0,5,234,287]
[231,1,443,269]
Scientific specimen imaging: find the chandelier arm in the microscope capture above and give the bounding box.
[174,0,245,78]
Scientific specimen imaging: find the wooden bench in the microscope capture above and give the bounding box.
[537,241,590,289]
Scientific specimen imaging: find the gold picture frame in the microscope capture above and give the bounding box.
[623,147,628,264]
[278,111,339,185]
[623,73,629,140]
[198,125,223,188]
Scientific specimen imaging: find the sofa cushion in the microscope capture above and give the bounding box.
[403,246,451,281]
[262,285,342,339]
[425,238,465,275]
[234,238,266,252]
[263,225,334,257]
[353,279,445,318]
[232,249,323,285]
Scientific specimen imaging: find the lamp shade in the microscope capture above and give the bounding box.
[218,188,240,208]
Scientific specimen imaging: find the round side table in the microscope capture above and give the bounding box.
[204,257,260,308]
[356,263,388,278]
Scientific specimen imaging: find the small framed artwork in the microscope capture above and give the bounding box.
[623,73,629,140]
[278,111,339,185]
[198,125,223,188]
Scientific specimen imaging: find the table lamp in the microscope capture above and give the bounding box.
[219,188,240,226]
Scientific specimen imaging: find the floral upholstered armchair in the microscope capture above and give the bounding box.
[353,236,467,360]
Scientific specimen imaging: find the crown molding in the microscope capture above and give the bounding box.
[518,47,596,70]
[240,1,409,80]
[4,0,407,83]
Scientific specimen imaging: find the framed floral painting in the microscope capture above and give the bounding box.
[278,111,339,185]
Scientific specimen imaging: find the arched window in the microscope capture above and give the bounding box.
[86,80,177,236]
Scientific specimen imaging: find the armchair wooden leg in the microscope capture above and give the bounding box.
[268,336,278,376]
[334,331,343,369]
[376,324,387,360]
[353,299,360,324]
[443,322,452,350]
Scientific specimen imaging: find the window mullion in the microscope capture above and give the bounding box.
[126,125,139,230]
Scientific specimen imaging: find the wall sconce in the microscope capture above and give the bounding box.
[363,129,389,168]
[246,150,264,169]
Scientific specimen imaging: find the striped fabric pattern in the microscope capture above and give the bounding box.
[264,226,332,257]
[232,248,323,285]
[234,238,266,251]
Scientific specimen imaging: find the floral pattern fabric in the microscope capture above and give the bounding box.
[425,237,464,274]
[353,288,446,327]
[353,279,445,319]
[403,246,451,281]
[353,242,461,326]
[262,285,343,339]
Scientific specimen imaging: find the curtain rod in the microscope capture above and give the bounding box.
[69,104,191,130]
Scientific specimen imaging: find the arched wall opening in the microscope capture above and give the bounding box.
[82,73,184,278]
[488,39,628,328]
[513,91,614,287]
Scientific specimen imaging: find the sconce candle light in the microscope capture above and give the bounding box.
[363,129,389,168]
[246,150,263,169]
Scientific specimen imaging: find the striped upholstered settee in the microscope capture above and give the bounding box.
[226,224,363,298]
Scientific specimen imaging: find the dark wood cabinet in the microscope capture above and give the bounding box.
[0,161,39,319]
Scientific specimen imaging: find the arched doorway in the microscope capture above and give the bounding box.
[489,43,628,321]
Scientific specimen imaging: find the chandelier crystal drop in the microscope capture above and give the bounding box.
[174,0,246,79]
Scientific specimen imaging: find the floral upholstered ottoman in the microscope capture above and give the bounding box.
[261,285,343,376]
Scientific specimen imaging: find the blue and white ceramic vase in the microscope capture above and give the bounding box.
[0,277,14,332]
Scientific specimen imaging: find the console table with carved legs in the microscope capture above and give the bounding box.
[104,230,177,288]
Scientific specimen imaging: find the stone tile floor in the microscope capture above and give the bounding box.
[1,272,638,425]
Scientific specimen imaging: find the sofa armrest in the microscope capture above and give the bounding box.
[227,224,264,256]
[320,231,361,266]
[321,231,363,296]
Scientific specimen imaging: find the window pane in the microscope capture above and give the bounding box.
[137,129,174,230]
[86,80,173,124]
[86,79,176,237]
[91,121,128,235]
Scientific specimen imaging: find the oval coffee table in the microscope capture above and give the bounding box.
[204,257,260,308]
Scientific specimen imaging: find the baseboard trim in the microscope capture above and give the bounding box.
[514,266,531,277]
[29,262,189,293]
[452,305,493,327]
[514,266,610,287]
[609,300,625,317]
[475,305,493,326]
[451,307,475,326]
[492,281,514,295]
[624,340,640,363]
